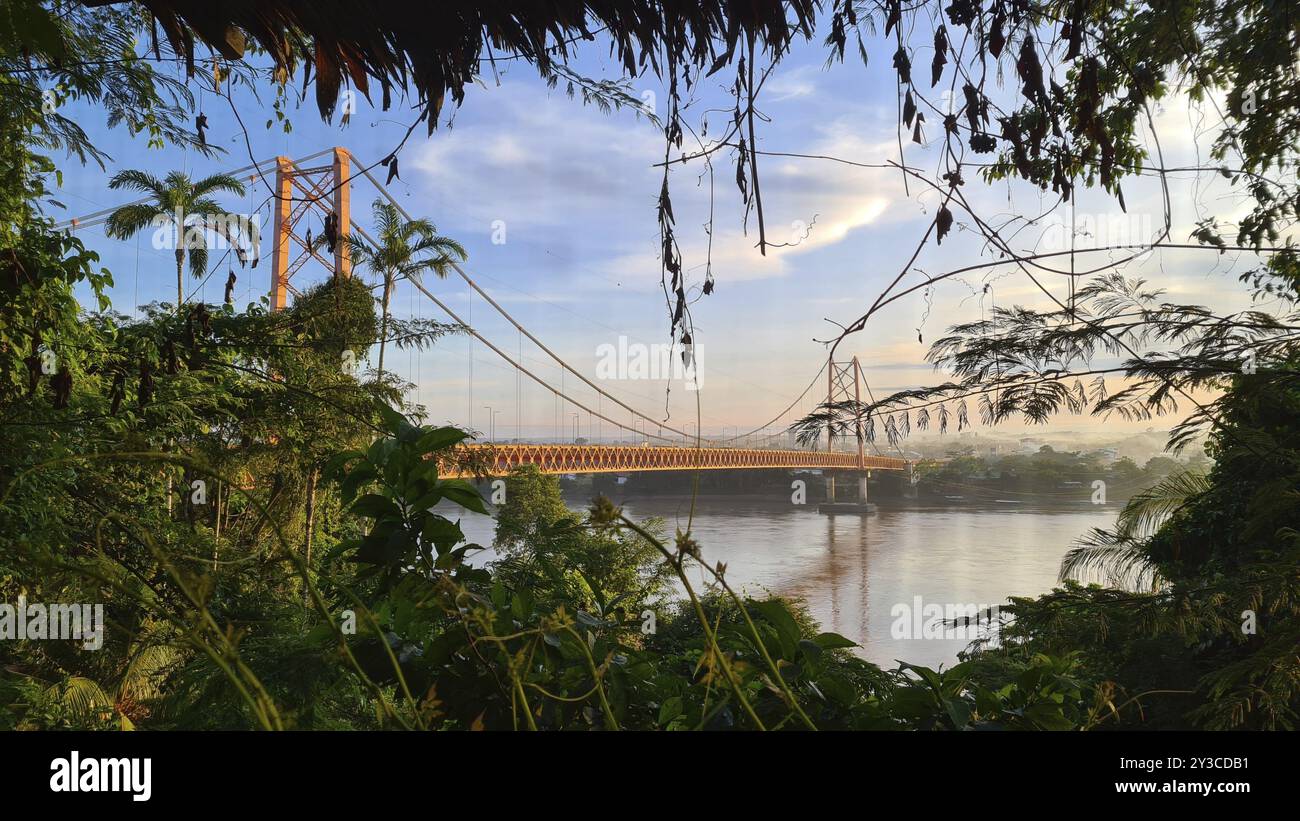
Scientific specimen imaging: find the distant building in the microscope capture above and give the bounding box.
[1088,447,1120,465]
[1018,437,1044,454]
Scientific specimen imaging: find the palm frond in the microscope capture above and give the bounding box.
[49,676,115,724]
[190,172,246,199]
[1115,469,1212,540]
[104,202,165,240]
[119,643,183,703]
[349,199,467,284]
[340,236,379,283]
[1060,528,1163,591]
[187,196,229,217]
[186,237,209,279]
[1059,469,1211,591]
[107,169,167,201]
[400,217,437,244]
[412,233,467,261]
[372,200,401,239]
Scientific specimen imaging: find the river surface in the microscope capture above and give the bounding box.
[445,495,1117,670]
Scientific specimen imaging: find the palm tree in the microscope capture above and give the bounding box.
[343,199,466,381]
[1060,469,1211,591]
[45,634,181,730]
[105,170,247,307]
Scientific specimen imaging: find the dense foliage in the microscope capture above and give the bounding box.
[2,0,1297,730]
[914,445,1200,502]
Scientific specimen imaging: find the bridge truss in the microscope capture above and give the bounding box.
[440,444,908,477]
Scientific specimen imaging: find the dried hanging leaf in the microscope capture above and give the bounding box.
[884,0,901,37]
[892,47,911,84]
[935,204,953,244]
[1016,35,1046,103]
[931,27,948,86]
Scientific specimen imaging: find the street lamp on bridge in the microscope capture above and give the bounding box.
[483,406,502,442]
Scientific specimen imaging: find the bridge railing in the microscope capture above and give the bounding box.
[438,443,908,477]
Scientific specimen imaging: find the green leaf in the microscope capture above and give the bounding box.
[1025,701,1076,731]
[658,696,683,726]
[889,686,937,720]
[974,685,1002,717]
[439,480,488,514]
[351,493,402,521]
[410,488,443,511]
[417,426,469,454]
[748,598,801,660]
[421,515,464,554]
[354,529,412,566]
[899,662,944,695]
[339,463,377,503]
[944,698,973,729]
[376,401,420,442]
[812,632,859,650]
[426,629,468,666]
[511,589,534,621]
[322,449,364,479]
[816,673,857,706]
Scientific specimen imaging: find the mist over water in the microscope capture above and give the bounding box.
[446,495,1117,670]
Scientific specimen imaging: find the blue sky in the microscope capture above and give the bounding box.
[49,24,1263,443]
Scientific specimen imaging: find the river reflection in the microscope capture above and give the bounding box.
[442,494,1117,670]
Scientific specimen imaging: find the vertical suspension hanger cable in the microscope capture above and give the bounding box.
[133,230,141,314]
[467,286,473,431]
[408,275,415,410]
[516,327,522,442]
[413,265,421,412]
[243,167,251,307]
[1069,193,1076,318]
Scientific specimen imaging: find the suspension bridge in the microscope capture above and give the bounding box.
[58,147,910,503]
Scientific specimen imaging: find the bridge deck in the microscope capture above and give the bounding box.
[442,443,908,477]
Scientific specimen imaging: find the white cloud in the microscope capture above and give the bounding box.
[765,65,821,102]
[409,80,663,232]
[597,119,922,286]
[409,78,922,290]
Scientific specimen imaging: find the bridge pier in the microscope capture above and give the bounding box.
[825,471,870,502]
[819,470,876,516]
